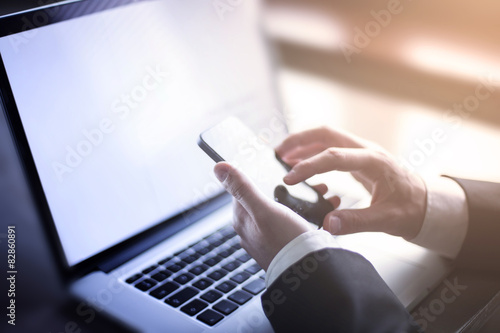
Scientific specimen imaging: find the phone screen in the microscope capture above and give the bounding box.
[199,117,319,203]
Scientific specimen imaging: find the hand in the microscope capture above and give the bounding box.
[276,126,427,240]
[214,162,314,271]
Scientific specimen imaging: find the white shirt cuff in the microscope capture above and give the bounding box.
[409,177,468,259]
[265,229,340,288]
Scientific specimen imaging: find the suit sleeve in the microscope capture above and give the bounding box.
[261,248,421,333]
[451,178,500,271]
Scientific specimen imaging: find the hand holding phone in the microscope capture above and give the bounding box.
[198,117,335,227]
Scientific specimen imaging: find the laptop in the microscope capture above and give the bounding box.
[0,1,451,332]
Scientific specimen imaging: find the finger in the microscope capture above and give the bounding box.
[323,207,387,235]
[284,148,383,185]
[312,184,328,196]
[326,195,341,209]
[280,157,302,167]
[276,127,365,158]
[214,162,267,217]
[278,142,328,161]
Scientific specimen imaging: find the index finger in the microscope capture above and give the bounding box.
[283,148,383,185]
[275,127,365,158]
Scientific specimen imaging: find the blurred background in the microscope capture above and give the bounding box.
[1,0,499,332]
[262,0,500,182]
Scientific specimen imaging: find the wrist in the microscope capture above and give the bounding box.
[403,174,427,240]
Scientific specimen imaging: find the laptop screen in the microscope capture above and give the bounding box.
[0,1,282,266]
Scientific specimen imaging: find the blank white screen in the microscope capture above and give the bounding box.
[0,1,278,266]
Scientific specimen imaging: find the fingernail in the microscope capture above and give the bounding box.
[214,164,229,182]
[328,216,341,235]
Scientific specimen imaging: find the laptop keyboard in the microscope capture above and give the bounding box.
[125,225,266,327]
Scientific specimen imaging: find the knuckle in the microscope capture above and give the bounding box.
[325,147,343,160]
[296,159,314,173]
[372,150,390,164]
[371,150,395,173]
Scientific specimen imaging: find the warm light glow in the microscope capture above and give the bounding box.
[264,5,344,50]
[402,39,500,84]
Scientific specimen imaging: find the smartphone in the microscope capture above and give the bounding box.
[198,117,334,227]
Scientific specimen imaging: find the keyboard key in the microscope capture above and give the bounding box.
[217,246,236,258]
[149,282,179,299]
[198,247,210,255]
[165,287,198,307]
[143,265,158,274]
[189,264,209,276]
[151,271,171,282]
[222,260,241,272]
[219,226,235,237]
[208,269,227,281]
[217,249,233,258]
[237,253,252,263]
[230,272,251,284]
[166,262,186,273]
[193,278,213,290]
[193,239,209,250]
[193,241,211,255]
[222,231,237,241]
[181,299,208,316]
[213,299,238,315]
[135,278,157,291]
[174,273,195,285]
[245,263,262,275]
[197,309,224,326]
[243,279,265,295]
[200,290,223,303]
[216,281,237,293]
[206,232,224,243]
[181,253,200,264]
[231,242,242,250]
[126,273,143,284]
[204,255,223,267]
[229,290,252,305]
[224,238,238,248]
[209,239,224,247]
[158,256,173,265]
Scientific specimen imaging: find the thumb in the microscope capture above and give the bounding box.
[323,207,385,235]
[214,162,267,215]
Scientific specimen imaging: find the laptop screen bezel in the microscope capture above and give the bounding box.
[0,0,284,280]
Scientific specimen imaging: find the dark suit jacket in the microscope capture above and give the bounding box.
[261,179,500,332]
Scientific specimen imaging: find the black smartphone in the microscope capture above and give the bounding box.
[198,117,334,227]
